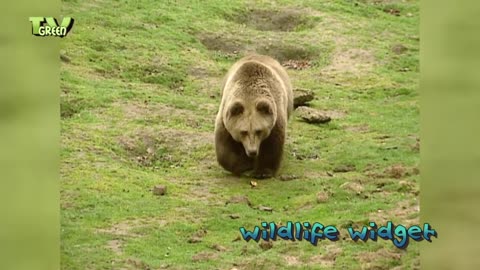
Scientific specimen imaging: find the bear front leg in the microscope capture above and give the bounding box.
[215,122,254,175]
[254,122,285,179]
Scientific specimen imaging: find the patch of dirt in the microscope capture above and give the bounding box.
[187,185,216,203]
[340,181,364,194]
[322,110,347,119]
[198,33,244,55]
[117,101,212,126]
[392,44,408,55]
[357,248,403,269]
[228,8,317,32]
[96,217,168,237]
[107,240,123,256]
[211,244,227,252]
[340,219,370,230]
[297,201,314,211]
[369,199,420,226]
[333,164,356,173]
[345,124,370,133]
[226,195,253,207]
[123,258,152,270]
[259,241,273,250]
[60,191,79,210]
[322,48,376,76]
[199,31,319,65]
[118,127,213,168]
[304,170,332,179]
[192,251,218,262]
[122,56,186,89]
[383,8,401,16]
[200,79,223,100]
[316,191,329,203]
[310,255,334,267]
[283,59,312,70]
[398,180,419,195]
[188,65,216,78]
[384,164,406,179]
[284,255,301,266]
[257,43,318,62]
[309,246,342,268]
[366,164,419,180]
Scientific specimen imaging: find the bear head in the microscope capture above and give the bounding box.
[223,98,277,158]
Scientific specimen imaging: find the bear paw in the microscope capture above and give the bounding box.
[253,171,274,179]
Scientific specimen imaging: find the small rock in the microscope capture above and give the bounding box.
[340,182,364,193]
[259,241,273,250]
[229,214,240,219]
[316,192,329,203]
[153,185,167,196]
[60,54,71,63]
[211,244,227,252]
[258,206,273,212]
[188,236,202,243]
[296,106,331,124]
[293,88,315,107]
[250,181,257,188]
[279,174,299,181]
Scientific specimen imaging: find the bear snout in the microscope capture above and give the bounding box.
[246,149,258,157]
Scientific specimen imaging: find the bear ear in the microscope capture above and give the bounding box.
[256,100,273,115]
[228,102,244,117]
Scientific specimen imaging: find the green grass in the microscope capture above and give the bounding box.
[61,0,419,269]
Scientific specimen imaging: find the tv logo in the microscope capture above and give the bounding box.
[29,17,74,37]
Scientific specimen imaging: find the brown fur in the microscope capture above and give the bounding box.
[214,54,293,178]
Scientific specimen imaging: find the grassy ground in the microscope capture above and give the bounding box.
[60,0,419,269]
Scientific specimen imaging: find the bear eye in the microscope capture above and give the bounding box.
[255,130,262,136]
[240,131,248,137]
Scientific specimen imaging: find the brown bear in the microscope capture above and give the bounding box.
[214,54,293,178]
